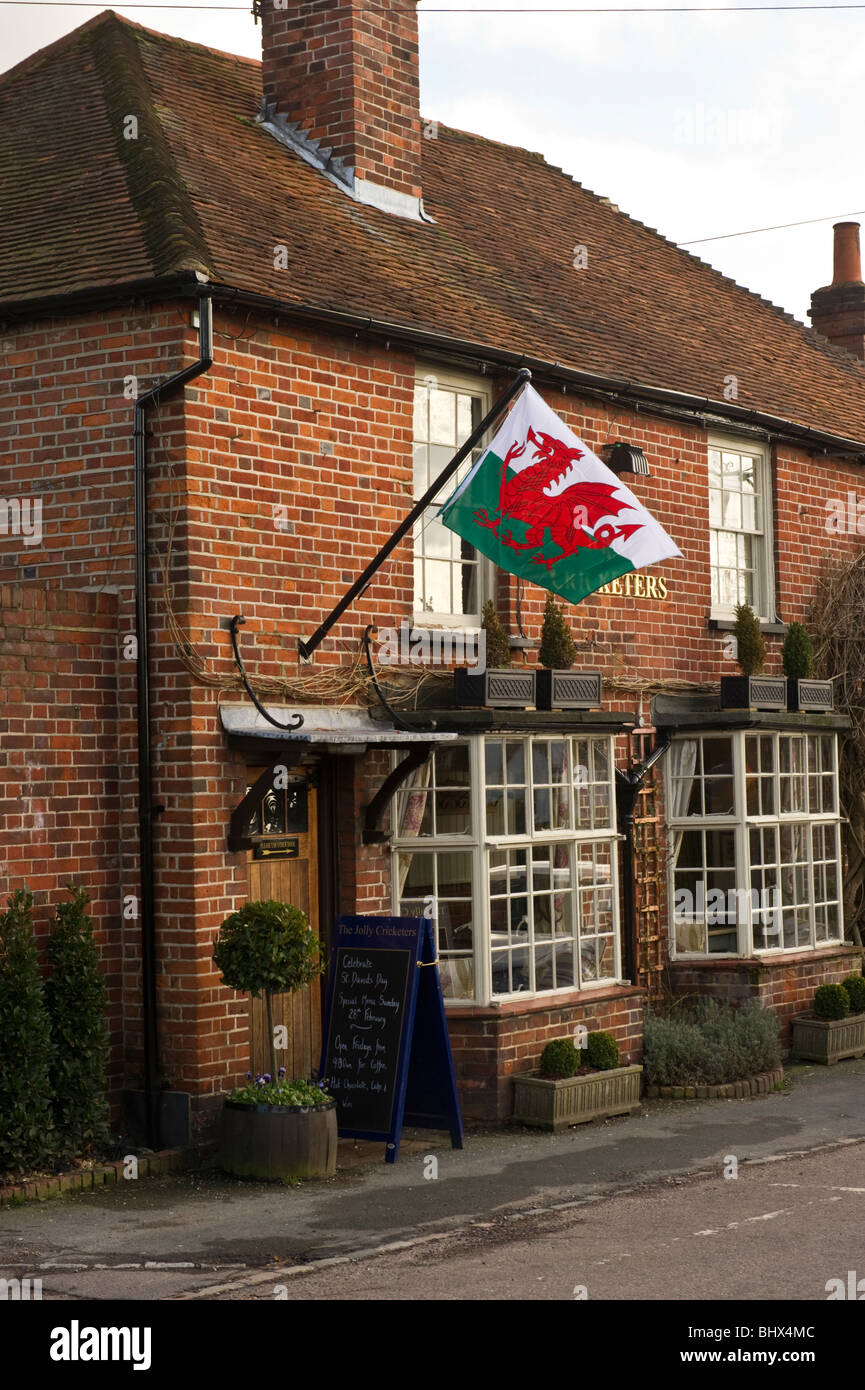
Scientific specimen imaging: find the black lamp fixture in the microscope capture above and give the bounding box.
[605,441,651,477]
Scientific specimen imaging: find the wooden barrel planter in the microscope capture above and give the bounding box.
[219,1099,338,1181]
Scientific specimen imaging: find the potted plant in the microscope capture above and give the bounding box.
[791,975,865,1064]
[213,899,335,1180]
[783,622,834,712]
[512,1030,642,1132]
[720,603,786,711]
[454,599,536,708]
[535,595,601,710]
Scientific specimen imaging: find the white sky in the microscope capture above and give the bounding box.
[2,0,861,322]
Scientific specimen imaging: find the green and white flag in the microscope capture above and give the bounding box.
[440,384,681,605]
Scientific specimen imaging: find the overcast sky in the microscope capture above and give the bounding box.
[2,1,861,323]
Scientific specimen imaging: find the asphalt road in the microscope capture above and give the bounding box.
[216,1140,865,1301]
[1,1058,862,1301]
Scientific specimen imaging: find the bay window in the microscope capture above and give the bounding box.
[669,731,842,956]
[392,734,621,1003]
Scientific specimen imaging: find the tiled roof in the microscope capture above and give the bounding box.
[3,10,865,441]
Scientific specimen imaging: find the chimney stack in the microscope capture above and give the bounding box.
[260,0,424,220]
[809,222,865,360]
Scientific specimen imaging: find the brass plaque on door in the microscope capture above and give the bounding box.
[253,836,300,861]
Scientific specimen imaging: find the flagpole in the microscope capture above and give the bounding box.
[297,368,531,660]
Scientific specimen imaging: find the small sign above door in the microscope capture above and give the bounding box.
[252,836,300,861]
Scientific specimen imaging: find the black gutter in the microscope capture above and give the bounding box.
[5,274,865,460]
[133,291,214,1148]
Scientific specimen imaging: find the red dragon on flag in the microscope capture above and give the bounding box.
[471,428,643,570]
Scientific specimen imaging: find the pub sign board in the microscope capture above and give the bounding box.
[319,916,464,1163]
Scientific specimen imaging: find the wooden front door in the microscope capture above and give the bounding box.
[246,767,321,1081]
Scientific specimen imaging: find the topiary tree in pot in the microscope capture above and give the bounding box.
[813,982,850,1020]
[534,595,600,709]
[480,599,512,670]
[782,621,832,712]
[538,595,578,670]
[841,974,865,1015]
[733,602,766,676]
[721,603,786,710]
[782,622,815,679]
[213,900,334,1180]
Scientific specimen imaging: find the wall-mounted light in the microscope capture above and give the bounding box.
[605,441,651,476]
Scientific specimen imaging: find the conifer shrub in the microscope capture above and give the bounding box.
[585,1030,621,1071]
[0,889,54,1175]
[782,622,815,679]
[733,603,766,675]
[45,885,110,1163]
[814,982,850,1020]
[643,999,780,1086]
[538,594,578,669]
[539,1037,579,1078]
[840,974,865,1014]
[480,600,511,668]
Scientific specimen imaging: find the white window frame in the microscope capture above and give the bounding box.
[412,364,494,629]
[708,433,775,622]
[667,730,843,959]
[390,733,622,1006]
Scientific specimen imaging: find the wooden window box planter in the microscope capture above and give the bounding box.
[535,669,602,711]
[786,678,834,713]
[720,675,787,711]
[791,1012,865,1064]
[453,668,536,709]
[512,1064,642,1133]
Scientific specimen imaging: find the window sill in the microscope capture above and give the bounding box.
[670,942,857,967]
[444,980,643,1017]
[707,616,787,636]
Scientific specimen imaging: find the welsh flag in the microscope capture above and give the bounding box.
[440,384,681,605]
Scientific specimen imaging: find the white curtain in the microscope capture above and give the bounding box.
[669,739,701,952]
[397,760,432,896]
[669,739,698,867]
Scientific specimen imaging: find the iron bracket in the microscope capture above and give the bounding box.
[362,742,435,846]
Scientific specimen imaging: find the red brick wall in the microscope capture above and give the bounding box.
[0,583,124,1104]
[446,986,644,1121]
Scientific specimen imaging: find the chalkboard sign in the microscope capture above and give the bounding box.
[319,916,463,1163]
[324,946,411,1133]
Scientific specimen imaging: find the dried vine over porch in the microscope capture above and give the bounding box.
[810,550,865,948]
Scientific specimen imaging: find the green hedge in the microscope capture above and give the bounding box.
[45,886,110,1164]
[0,884,110,1180]
[644,999,781,1087]
[0,890,55,1174]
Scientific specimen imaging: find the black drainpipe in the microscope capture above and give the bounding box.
[615,731,673,987]
[133,292,214,1147]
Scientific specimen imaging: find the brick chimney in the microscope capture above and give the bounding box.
[260,0,424,220]
[809,222,865,359]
